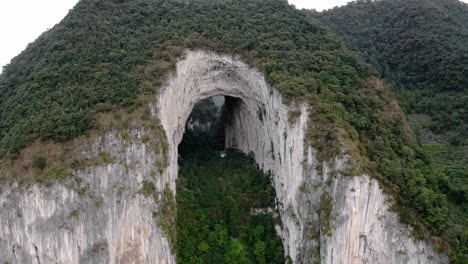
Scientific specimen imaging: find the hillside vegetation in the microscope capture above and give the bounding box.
[0,0,465,261]
[177,150,285,263]
[314,0,468,140]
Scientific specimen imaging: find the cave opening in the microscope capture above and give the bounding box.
[175,96,285,263]
[178,95,226,156]
[158,51,309,261]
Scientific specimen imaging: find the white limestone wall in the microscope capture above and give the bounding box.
[323,173,446,264]
[223,93,310,260]
[0,130,174,264]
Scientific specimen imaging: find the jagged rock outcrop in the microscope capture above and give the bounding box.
[0,50,447,263]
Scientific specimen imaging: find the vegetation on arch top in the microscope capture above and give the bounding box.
[0,0,372,158]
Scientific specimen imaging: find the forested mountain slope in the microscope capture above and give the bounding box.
[0,0,464,262]
[313,0,468,143]
[312,3,467,260]
[312,1,468,169]
[316,0,468,90]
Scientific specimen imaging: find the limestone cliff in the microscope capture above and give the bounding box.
[0,51,447,263]
[0,130,174,264]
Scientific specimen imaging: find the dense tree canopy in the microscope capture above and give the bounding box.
[177,149,285,264]
[315,0,468,92]
[177,97,285,263]
[313,0,468,139]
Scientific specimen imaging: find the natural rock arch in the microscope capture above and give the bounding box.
[0,50,447,264]
[158,50,309,260]
[156,50,447,263]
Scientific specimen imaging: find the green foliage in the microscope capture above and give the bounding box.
[398,90,467,143]
[0,0,464,260]
[320,192,333,236]
[315,0,468,91]
[94,197,103,208]
[177,115,284,264]
[43,164,69,180]
[176,150,284,263]
[69,208,80,219]
[142,134,151,143]
[77,187,87,196]
[0,0,369,158]
[88,242,107,257]
[32,156,47,170]
[287,110,301,125]
[139,180,156,198]
[98,152,115,164]
[422,144,467,205]
[154,184,177,249]
[179,97,226,153]
[91,151,116,166]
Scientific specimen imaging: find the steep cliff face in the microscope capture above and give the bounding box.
[0,130,174,264]
[324,174,445,264]
[0,50,446,263]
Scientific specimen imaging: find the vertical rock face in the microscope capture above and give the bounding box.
[0,131,174,264]
[324,174,446,264]
[0,50,446,263]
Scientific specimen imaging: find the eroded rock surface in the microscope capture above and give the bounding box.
[0,131,174,264]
